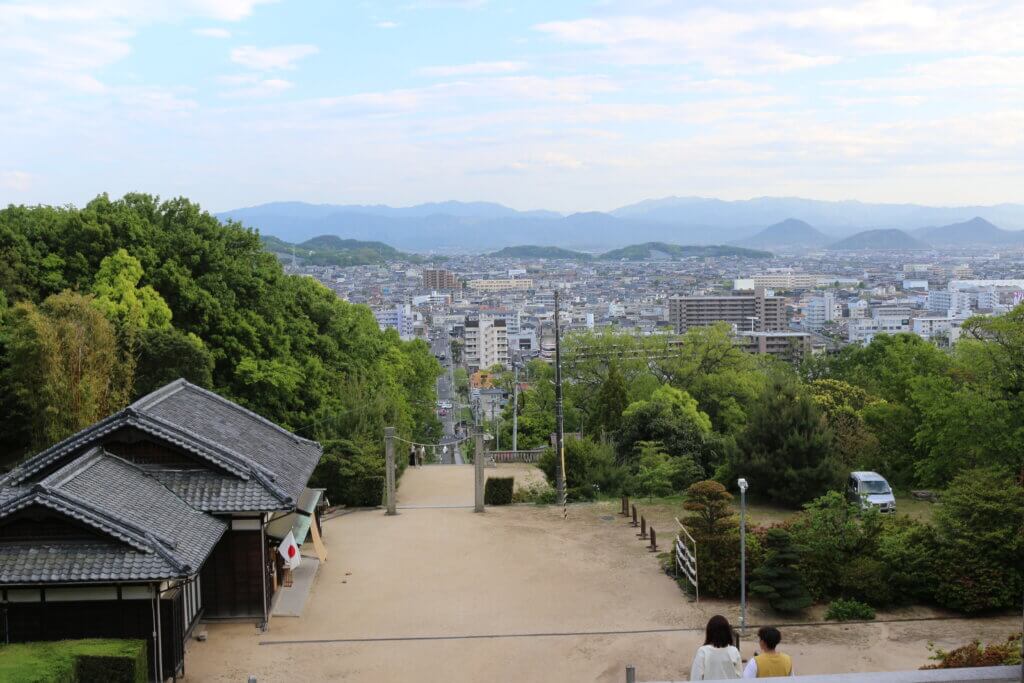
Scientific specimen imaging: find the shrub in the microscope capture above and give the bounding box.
[825,598,875,621]
[512,480,556,504]
[484,477,514,505]
[930,467,1024,613]
[924,633,1022,669]
[310,441,386,507]
[750,528,811,613]
[0,639,147,683]
[838,556,894,607]
[538,437,628,501]
[874,515,938,605]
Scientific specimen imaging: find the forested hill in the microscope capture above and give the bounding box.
[599,242,772,260]
[488,245,592,259]
[261,234,411,266]
[0,194,442,468]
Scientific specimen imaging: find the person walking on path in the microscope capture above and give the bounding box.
[690,615,742,680]
[743,626,793,678]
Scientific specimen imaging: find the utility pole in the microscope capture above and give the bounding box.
[511,362,519,452]
[554,290,566,507]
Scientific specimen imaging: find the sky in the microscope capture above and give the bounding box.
[1,0,1023,213]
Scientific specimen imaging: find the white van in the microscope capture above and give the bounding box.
[846,471,896,513]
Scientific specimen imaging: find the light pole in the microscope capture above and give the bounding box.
[738,477,749,637]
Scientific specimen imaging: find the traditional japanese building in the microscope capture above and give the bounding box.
[0,379,323,681]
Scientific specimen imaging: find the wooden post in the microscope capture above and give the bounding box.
[649,527,658,552]
[385,427,397,515]
[474,427,485,513]
[638,516,648,540]
[630,504,638,527]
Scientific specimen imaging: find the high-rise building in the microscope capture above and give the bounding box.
[667,288,786,334]
[804,292,838,329]
[466,278,533,292]
[373,304,414,338]
[422,269,460,290]
[464,317,508,371]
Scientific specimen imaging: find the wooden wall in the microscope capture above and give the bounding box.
[200,527,269,619]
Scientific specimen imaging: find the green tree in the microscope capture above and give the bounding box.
[90,248,172,331]
[750,528,812,613]
[3,292,132,450]
[734,376,838,507]
[682,480,744,598]
[588,363,628,437]
[617,385,711,467]
[134,327,214,396]
[931,467,1024,613]
[538,436,626,500]
[682,480,735,536]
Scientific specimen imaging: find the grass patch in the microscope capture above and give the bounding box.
[0,639,147,683]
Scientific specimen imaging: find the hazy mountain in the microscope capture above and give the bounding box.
[599,242,772,260]
[738,218,831,249]
[488,245,592,259]
[221,198,1024,251]
[612,196,1024,232]
[829,229,930,251]
[914,217,1024,247]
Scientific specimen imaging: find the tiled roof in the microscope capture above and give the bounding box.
[2,379,322,513]
[0,448,226,584]
[131,380,322,506]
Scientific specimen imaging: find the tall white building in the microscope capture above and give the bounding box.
[804,292,838,329]
[373,304,414,338]
[464,317,508,371]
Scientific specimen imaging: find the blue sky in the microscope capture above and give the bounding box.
[1,0,1023,212]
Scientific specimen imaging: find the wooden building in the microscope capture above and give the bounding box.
[0,380,323,681]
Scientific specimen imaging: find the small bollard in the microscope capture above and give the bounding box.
[630,504,638,527]
[625,664,636,683]
[249,676,258,683]
[649,526,658,551]
[620,495,629,516]
[638,515,648,540]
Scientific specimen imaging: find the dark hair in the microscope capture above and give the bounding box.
[758,626,781,650]
[704,615,734,648]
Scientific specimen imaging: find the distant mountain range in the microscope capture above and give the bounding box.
[738,219,832,249]
[599,242,771,260]
[218,198,1024,251]
[829,229,930,251]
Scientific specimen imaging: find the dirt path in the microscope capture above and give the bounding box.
[185,467,1019,682]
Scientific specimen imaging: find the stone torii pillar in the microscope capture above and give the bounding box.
[474,427,485,513]
[385,427,397,515]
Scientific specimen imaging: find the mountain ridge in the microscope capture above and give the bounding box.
[828,229,930,251]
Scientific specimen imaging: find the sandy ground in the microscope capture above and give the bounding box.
[185,465,1020,682]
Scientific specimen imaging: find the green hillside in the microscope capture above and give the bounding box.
[600,242,772,260]
[261,234,410,266]
[488,245,592,259]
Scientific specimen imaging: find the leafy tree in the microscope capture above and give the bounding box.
[309,439,385,507]
[682,480,735,536]
[734,376,838,507]
[931,467,1024,612]
[617,385,711,466]
[134,327,214,395]
[681,480,746,598]
[538,436,626,500]
[90,248,172,331]
[809,379,879,470]
[588,363,628,437]
[750,528,812,613]
[2,292,132,450]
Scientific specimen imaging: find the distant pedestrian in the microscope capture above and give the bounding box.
[690,615,742,680]
[409,445,416,467]
[417,445,425,467]
[743,626,793,678]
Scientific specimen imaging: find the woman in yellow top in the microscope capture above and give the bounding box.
[742,626,793,678]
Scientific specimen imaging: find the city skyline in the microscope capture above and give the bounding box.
[2,0,1024,212]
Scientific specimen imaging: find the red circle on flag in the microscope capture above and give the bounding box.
[288,545,296,558]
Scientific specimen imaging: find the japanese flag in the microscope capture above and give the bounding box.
[278,531,301,570]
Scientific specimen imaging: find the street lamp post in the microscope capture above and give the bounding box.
[738,477,749,637]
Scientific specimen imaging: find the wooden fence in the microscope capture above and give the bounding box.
[490,448,545,464]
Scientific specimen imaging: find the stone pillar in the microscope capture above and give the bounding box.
[385,427,397,515]
[474,427,485,513]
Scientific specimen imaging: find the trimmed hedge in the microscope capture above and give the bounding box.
[0,639,147,683]
[825,598,876,621]
[484,477,514,505]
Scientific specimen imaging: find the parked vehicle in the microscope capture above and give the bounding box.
[846,471,896,513]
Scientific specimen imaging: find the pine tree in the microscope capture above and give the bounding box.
[750,528,812,613]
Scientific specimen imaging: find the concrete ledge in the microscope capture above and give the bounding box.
[640,665,1019,683]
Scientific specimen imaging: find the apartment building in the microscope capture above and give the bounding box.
[464,317,508,371]
[466,278,533,292]
[667,288,786,334]
[736,331,812,362]
[422,269,460,290]
[804,292,839,329]
[736,269,821,290]
[373,304,414,338]
[848,314,911,344]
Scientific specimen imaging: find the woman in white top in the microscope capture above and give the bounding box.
[690,615,743,680]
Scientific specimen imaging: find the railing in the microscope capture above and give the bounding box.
[674,518,698,603]
[624,665,1020,683]
[490,448,545,464]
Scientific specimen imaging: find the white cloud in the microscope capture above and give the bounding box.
[375,20,398,29]
[418,61,527,77]
[230,44,319,70]
[219,75,294,97]
[194,27,232,38]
